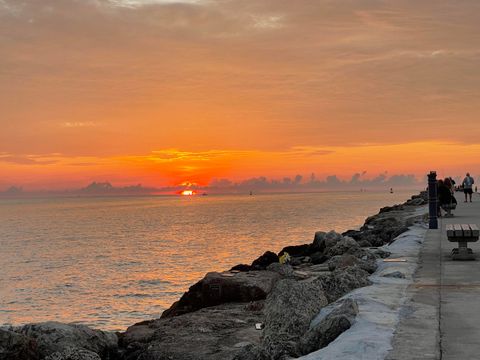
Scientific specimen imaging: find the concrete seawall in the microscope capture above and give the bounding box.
[388,192,480,360]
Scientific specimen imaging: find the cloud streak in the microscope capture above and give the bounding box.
[0,154,58,165]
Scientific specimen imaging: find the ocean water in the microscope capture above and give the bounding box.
[0,191,416,331]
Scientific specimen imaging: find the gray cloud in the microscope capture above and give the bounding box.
[0,155,58,165]
[207,172,422,192]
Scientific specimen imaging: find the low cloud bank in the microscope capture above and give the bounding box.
[0,173,425,197]
[206,173,422,193]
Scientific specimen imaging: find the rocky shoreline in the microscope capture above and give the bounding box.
[0,192,428,360]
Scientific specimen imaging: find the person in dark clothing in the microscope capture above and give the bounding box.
[438,179,457,216]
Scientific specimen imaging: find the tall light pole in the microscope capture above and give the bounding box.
[428,171,438,229]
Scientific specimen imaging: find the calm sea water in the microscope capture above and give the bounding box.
[0,191,415,331]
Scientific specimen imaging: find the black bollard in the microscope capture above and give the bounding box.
[428,171,438,229]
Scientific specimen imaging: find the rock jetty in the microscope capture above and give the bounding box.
[0,192,428,360]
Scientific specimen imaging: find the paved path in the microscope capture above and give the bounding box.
[387,192,480,360]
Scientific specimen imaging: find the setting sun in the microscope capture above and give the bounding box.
[181,190,194,196]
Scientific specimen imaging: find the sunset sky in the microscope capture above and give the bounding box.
[1,0,480,190]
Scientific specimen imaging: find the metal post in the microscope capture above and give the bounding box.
[428,171,438,229]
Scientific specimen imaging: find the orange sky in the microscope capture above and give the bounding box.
[1,0,480,190]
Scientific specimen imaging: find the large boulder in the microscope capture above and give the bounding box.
[14,322,117,360]
[310,251,328,265]
[372,248,391,259]
[341,229,361,240]
[311,232,327,252]
[406,197,427,206]
[251,251,278,270]
[362,215,408,244]
[325,237,360,257]
[230,264,252,272]
[298,298,358,355]
[316,266,371,303]
[232,344,270,360]
[278,244,311,258]
[261,279,328,359]
[266,263,295,278]
[45,348,101,360]
[311,231,343,253]
[342,229,384,247]
[0,328,39,360]
[324,231,344,249]
[161,271,281,318]
[362,232,386,247]
[327,254,377,274]
[121,303,264,360]
[379,204,405,213]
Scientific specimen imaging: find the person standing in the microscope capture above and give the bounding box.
[462,172,475,202]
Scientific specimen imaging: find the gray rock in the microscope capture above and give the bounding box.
[312,231,327,252]
[232,344,270,360]
[356,239,372,247]
[161,270,281,318]
[326,254,377,274]
[121,303,264,360]
[288,257,303,266]
[244,301,265,312]
[325,237,360,257]
[316,266,371,303]
[406,197,426,206]
[261,279,328,359]
[310,252,328,265]
[324,231,344,249]
[45,348,101,360]
[352,247,378,261]
[326,255,343,271]
[372,248,391,259]
[278,244,312,257]
[15,322,117,360]
[299,298,359,355]
[362,216,408,244]
[383,271,406,279]
[307,264,330,273]
[361,232,385,247]
[313,231,345,252]
[251,251,278,270]
[266,263,294,278]
[0,328,38,360]
[131,348,200,360]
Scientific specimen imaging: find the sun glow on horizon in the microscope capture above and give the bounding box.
[180,190,195,196]
[2,141,480,191]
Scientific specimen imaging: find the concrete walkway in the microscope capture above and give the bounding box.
[387,192,480,360]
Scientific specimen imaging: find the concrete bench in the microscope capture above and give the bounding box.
[447,224,479,260]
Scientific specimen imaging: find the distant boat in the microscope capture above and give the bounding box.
[390,188,394,194]
[249,191,253,196]
[202,193,208,196]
